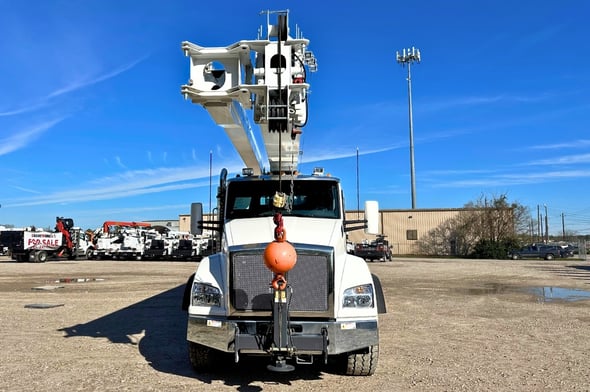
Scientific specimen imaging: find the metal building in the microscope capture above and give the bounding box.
[346,208,466,255]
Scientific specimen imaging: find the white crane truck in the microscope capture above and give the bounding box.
[180,10,386,375]
[6,217,88,262]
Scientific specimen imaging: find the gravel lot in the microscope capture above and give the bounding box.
[1,255,589,391]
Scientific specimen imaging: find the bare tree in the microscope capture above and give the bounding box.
[417,194,528,257]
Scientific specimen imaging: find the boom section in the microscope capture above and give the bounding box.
[181,13,317,174]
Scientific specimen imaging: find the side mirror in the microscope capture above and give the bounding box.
[364,201,379,235]
[190,203,203,235]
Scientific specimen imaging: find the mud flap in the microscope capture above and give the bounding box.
[181,273,195,311]
[372,273,387,314]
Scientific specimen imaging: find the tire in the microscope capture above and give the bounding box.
[86,248,95,260]
[188,341,222,372]
[512,254,519,260]
[35,251,48,263]
[545,254,554,260]
[344,345,379,376]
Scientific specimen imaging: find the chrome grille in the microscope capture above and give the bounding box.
[230,247,332,312]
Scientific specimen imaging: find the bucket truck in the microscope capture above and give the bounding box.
[181,10,385,375]
[91,221,152,260]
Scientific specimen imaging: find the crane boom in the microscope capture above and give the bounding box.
[181,11,317,174]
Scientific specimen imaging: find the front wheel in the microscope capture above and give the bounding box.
[545,254,554,260]
[188,342,222,372]
[343,345,379,376]
[511,254,519,260]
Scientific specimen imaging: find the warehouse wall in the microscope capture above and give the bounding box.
[346,209,464,255]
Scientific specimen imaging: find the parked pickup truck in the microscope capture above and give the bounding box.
[354,234,392,262]
[508,244,565,260]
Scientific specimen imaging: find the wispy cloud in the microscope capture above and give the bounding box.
[76,203,191,217]
[426,168,495,176]
[0,101,53,117]
[502,170,590,180]
[47,55,148,99]
[432,169,590,188]
[0,117,66,156]
[418,93,553,114]
[518,24,563,48]
[0,56,147,118]
[114,156,127,169]
[301,125,468,165]
[526,153,590,166]
[8,185,42,194]
[302,143,404,164]
[528,139,590,150]
[4,161,243,208]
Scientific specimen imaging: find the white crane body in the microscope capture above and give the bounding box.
[181,11,384,375]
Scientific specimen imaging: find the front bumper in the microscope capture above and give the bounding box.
[187,314,378,356]
[355,250,386,259]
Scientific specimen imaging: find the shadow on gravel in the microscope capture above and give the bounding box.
[60,285,194,377]
[59,285,327,389]
[569,265,590,272]
[530,264,590,283]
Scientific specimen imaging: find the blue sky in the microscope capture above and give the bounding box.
[1,1,589,235]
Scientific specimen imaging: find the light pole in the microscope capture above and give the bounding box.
[397,46,421,209]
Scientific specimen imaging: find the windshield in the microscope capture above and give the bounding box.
[226,179,340,220]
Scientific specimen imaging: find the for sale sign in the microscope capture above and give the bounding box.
[24,232,63,250]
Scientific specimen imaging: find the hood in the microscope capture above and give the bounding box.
[225,217,342,247]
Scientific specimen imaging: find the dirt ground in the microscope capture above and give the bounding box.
[1,255,589,391]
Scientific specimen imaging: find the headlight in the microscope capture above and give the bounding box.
[342,284,374,308]
[192,282,222,307]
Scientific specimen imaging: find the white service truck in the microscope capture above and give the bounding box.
[180,11,386,375]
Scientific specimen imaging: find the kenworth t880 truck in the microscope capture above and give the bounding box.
[180,10,386,375]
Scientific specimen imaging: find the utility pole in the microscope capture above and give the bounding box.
[356,147,360,219]
[537,204,541,241]
[544,204,549,243]
[396,46,421,209]
[561,213,565,241]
